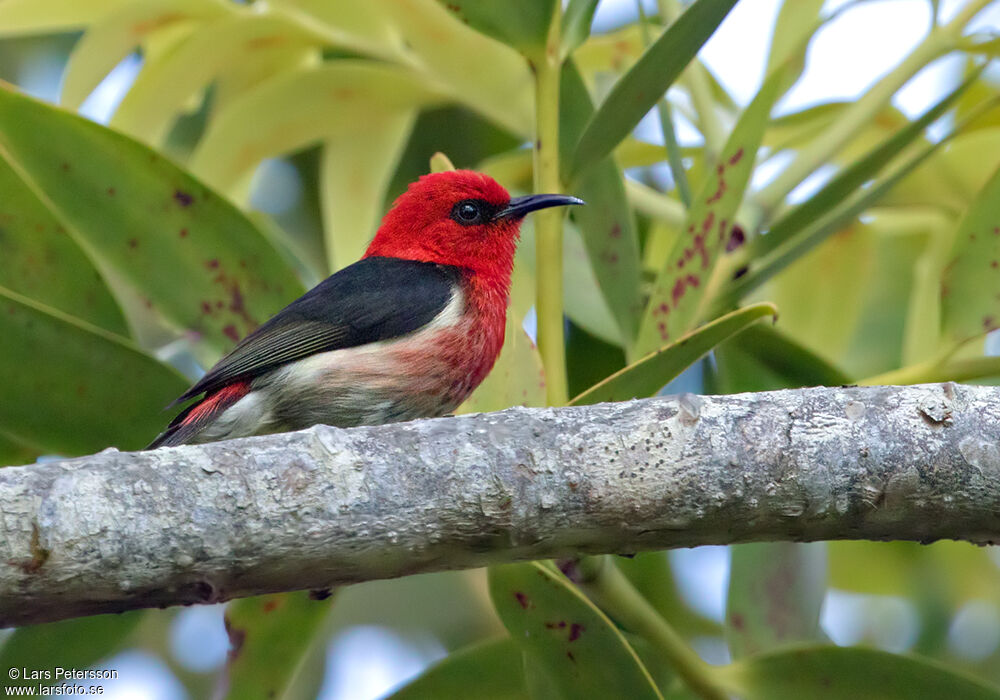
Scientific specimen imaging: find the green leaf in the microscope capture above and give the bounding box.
[636,63,793,354]
[0,0,129,37]
[570,0,739,178]
[0,154,127,334]
[561,0,599,58]
[60,0,233,111]
[488,562,662,700]
[726,543,827,659]
[0,287,188,457]
[0,612,144,688]
[941,163,1000,343]
[388,638,527,700]
[436,0,556,57]
[190,62,441,199]
[719,645,1000,699]
[561,62,642,346]
[716,324,852,389]
[222,592,335,700]
[753,69,982,259]
[320,110,417,271]
[0,84,305,357]
[570,303,777,406]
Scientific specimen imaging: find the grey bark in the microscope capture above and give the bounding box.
[1,383,999,628]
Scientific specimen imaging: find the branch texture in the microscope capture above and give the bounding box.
[2,384,999,627]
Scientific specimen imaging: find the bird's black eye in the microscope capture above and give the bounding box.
[450,199,489,226]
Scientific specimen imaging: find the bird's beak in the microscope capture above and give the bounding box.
[494,194,585,220]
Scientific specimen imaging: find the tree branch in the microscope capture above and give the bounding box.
[2,384,999,627]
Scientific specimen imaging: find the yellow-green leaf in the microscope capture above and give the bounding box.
[110,12,330,145]
[0,0,129,37]
[60,0,232,110]
[719,645,1000,699]
[190,62,441,199]
[320,110,417,271]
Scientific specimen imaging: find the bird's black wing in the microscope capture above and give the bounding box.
[174,257,462,403]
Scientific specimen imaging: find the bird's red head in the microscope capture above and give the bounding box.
[365,170,582,285]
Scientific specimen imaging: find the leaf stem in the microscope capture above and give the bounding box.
[572,556,730,700]
[533,4,569,407]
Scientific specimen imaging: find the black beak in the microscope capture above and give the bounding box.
[494,193,585,220]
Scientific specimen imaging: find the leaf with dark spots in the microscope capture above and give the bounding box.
[224,618,247,663]
[0,86,304,357]
[635,57,794,355]
[489,562,661,699]
[726,542,826,659]
[223,592,334,700]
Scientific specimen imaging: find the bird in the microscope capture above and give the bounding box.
[148,170,583,448]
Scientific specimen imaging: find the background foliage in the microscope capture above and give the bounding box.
[1,0,1000,697]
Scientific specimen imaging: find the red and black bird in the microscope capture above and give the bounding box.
[149,170,583,448]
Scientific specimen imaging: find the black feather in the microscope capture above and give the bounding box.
[173,257,462,403]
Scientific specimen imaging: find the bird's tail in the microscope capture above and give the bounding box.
[146,381,251,449]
